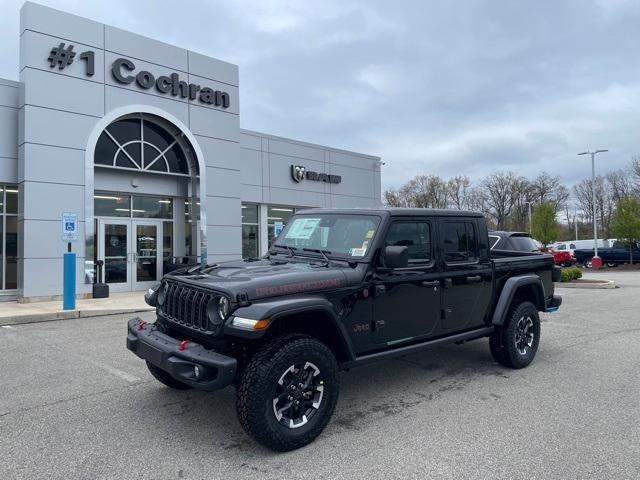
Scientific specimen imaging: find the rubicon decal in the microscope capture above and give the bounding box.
[254,278,343,298]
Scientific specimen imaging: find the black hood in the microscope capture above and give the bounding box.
[168,257,365,301]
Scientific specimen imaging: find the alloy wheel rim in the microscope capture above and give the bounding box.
[514,316,534,355]
[272,362,324,429]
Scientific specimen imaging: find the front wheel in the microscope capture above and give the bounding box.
[236,334,339,451]
[583,258,593,269]
[489,301,541,369]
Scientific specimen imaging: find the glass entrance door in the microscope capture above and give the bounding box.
[97,219,163,292]
[133,221,162,291]
[98,220,131,293]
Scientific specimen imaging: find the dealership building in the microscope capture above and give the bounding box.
[0,2,382,301]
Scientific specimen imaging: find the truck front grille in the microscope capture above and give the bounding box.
[162,281,214,332]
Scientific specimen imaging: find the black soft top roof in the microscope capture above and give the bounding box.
[295,207,484,218]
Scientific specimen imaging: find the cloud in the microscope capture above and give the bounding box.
[0,0,638,191]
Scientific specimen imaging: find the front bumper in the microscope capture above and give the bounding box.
[546,295,562,312]
[126,318,236,391]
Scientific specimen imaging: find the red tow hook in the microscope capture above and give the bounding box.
[178,340,189,351]
[137,320,147,331]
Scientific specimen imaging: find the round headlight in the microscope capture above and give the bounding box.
[217,296,230,320]
[157,282,168,306]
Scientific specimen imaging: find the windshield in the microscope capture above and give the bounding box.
[273,214,381,258]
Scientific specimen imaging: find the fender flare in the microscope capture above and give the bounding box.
[491,275,545,326]
[226,295,356,362]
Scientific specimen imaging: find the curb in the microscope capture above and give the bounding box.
[0,307,155,326]
[555,280,617,289]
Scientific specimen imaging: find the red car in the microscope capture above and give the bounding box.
[548,249,574,267]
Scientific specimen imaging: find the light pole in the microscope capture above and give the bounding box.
[577,149,608,268]
[524,201,533,234]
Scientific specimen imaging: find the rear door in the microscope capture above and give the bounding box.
[439,218,492,332]
[372,217,441,345]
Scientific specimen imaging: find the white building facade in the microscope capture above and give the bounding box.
[0,2,382,301]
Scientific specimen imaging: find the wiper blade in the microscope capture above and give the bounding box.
[302,248,331,265]
[272,244,298,257]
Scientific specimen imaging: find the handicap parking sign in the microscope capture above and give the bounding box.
[62,212,78,241]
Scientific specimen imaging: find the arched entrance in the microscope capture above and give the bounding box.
[84,106,207,292]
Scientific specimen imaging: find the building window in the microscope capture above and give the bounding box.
[242,203,259,258]
[94,193,173,219]
[0,185,18,290]
[267,205,296,244]
[95,116,196,176]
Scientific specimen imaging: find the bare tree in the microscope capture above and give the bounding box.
[573,175,614,238]
[606,169,634,203]
[482,172,521,229]
[383,175,449,208]
[510,177,534,231]
[447,175,471,210]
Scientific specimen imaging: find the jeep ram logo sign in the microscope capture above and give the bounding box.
[291,165,341,184]
[46,44,230,109]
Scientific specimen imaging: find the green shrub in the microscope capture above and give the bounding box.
[560,267,582,282]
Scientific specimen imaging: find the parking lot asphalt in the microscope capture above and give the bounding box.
[1,271,639,480]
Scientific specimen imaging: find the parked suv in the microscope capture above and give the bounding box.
[128,208,561,451]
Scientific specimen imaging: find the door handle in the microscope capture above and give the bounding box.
[466,275,482,283]
[422,280,440,288]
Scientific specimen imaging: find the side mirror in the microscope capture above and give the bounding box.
[383,245,409,269]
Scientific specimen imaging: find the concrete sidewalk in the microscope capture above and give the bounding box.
[0,291,154,326]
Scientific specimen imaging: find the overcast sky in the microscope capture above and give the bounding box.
[1,0,638,189]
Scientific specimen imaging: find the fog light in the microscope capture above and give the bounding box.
[194,365,201,379]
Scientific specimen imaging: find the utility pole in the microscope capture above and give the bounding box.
[577,149,608,268]
[525,201,533,234]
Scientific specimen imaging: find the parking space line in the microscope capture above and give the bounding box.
[83,359,141,383]
[1,325,15,329]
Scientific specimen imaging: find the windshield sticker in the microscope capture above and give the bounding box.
[284,218,321,240]
[365,229,375,239]
[350,241,369,257]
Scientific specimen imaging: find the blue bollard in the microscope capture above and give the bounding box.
[63,251,76,310]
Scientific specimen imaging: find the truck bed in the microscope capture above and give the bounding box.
[491,250,556,302]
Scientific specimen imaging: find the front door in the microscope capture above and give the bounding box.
[99,220,131,292]
[97,219,163,292]
[373,219,441,345]
[132,220,162,291]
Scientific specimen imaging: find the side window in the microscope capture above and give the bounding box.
[443,221,478,263]
[569,243,576,249]
[384,221,431,265]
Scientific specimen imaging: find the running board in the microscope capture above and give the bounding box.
[342,326,495,369]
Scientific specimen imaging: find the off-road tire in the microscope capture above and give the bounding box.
[236,334,339,451]
[489,301,540,369]
[146,361,193,390]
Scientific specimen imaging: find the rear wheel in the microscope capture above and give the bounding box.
[236,334,339,451]
[583,258,593,269]
[490,301,540,369]
[146,361,193,390]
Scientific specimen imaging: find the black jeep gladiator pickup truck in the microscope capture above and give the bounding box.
[127,208,561,451]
